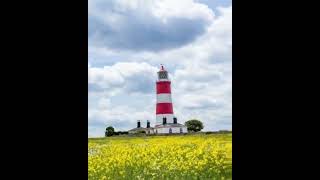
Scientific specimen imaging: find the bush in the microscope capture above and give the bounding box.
[105,126,115,137]
[205,131,215,134]
[114,131,129,136]
[185,119,204,132]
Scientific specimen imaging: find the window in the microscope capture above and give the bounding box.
[173,117,177,124]
[169,128,172,134]
[180,128,183,133]
[158,71,168,79]
[163,117,167,125]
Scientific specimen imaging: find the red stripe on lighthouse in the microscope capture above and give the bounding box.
[156,103,173,114]
[156,81,171,94]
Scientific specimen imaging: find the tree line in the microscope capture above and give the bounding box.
[105,126,129,137]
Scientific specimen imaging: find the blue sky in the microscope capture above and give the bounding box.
[89,0,232,137]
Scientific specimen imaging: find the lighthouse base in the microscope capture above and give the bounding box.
[154,123,188,134]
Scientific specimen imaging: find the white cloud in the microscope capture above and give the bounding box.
[151,0,214,22]
[89,62,158,95]
[89,6,231,68]
[89,96,154,133]
[88,1,232,137]
[89,0,215,51]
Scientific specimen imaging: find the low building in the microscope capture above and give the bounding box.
[129,119,187,135]
[128,120,155,134]
[154,123,187,134]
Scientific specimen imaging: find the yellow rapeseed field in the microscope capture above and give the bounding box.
[88,133,232,180]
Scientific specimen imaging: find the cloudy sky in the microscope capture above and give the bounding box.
[88,0,232,137]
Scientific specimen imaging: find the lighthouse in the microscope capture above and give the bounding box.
[154,65,187,134]
[128,65,187,135]
[156,65,174,125]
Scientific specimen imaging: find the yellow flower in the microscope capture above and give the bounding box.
[88,134,232,179]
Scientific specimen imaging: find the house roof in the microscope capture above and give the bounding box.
[155,123,186,128]
[128,127,154,131]
[128,127,145,131]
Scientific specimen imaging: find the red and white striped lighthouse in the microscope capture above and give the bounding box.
[128,65,187,134]
[155,65,175,126]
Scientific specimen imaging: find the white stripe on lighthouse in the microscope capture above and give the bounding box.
[156,93,172,103]
[156,114,174,125]
[158,79,170,82]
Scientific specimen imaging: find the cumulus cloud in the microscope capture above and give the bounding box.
[88,0,232,137]
[89,0,214,51]
[88,6,231,68]
[89,95,155,137]
[88,62,158,95]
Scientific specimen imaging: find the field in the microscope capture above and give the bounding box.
[88,133,232,180]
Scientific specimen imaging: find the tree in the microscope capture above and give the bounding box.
[105,126,115,137]
[185,119,204,132]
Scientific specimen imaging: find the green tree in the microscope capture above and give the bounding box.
[185,119,204,132]
[105,126,115,137]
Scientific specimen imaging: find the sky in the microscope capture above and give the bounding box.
[88,0,232,137]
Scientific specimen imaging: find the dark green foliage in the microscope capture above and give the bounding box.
[185,119,204,132]
[205,131,215,134]
[218,130,231,134]
[106,129,129,136]
[114,131,129,135]
[105,126,115,137]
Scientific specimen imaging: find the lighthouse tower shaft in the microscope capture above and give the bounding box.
[156,66,174,126]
